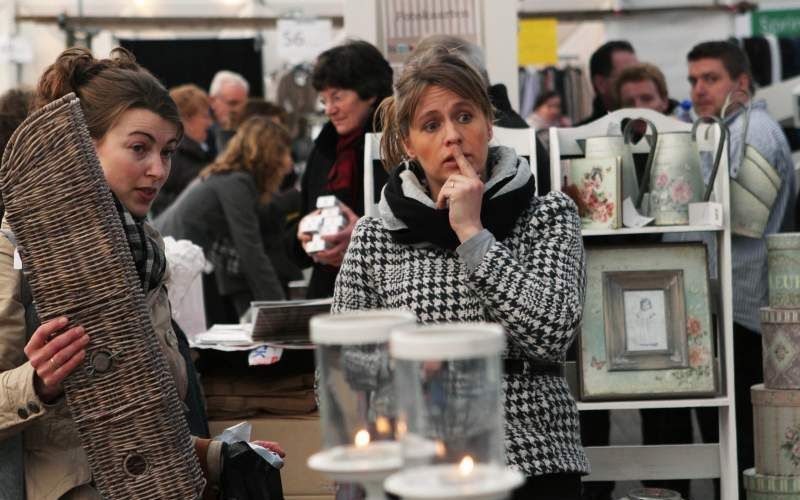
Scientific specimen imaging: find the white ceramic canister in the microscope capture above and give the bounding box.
[584,135,639,205]
[752,384,800,476]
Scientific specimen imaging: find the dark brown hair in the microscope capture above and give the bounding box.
[312,40,393,101]
[0,88,33,154]
[687,40,755,93]
[200,116,290,202]
[377,45,493,170]
[36,46,182,141]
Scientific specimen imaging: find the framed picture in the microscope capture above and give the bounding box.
[579,244,717,401]
[603,270,688,371]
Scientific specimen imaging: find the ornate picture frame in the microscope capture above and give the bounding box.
[579,243,717,401]
[603,270,689,371]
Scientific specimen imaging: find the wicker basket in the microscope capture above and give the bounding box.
[0,94,204,499]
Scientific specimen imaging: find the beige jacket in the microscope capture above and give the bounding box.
[0,221,189,500]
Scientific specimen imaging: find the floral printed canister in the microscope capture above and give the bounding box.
[752,384,800,476]
[767,233,800,308]
[647,132,704,226]
[760,308,800,389]
[743,468,800,500]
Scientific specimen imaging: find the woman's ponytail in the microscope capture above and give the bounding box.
[34,47,96,108]
[376,95,405,172]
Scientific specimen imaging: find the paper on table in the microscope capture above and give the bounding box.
[194,323,253,344]
[622,197,654,228]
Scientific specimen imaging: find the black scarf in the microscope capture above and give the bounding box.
[113,197,166,295]
[382,147,535,250]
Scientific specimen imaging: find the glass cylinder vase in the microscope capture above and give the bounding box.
[385,323,523,500]
[307,310,417,494]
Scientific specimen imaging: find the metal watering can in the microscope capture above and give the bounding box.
[625,116,727,225]
[722,90,783,238]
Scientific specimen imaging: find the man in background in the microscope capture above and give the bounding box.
[683,40,796,499]
[579,40,638,124]
[208,70,249,154]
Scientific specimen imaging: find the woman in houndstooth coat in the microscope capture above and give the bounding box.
[332,45,588,500]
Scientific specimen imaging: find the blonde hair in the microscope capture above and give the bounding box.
[613,63,669,107]
[376,46,493,170]
[200,116,290,202]
[169,84,210,120]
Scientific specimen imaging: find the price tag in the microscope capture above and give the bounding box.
[13,248,22,270]
[277,19,333,64]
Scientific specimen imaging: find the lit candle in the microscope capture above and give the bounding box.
[458,455,474,477]
[328,428,402,464]
[355,429,370,448]
[439,455,486,485]
[375,416,392,436]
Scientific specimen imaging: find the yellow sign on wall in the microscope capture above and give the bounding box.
[518,18,558,66]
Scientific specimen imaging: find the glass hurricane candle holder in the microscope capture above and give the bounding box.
[384,323,524,500]
[307,310,417,500]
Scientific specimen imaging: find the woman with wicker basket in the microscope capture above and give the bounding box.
[0,47,284,500]
[154,116,293,319]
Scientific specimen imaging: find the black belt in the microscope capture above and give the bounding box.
[504,358,565,377]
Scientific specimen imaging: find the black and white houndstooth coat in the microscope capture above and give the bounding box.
[332,150,590,477]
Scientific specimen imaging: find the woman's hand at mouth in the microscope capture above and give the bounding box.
[435,145,485,243]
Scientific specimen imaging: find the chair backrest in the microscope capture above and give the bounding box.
[548,107,693,191]
[362,126,538,217]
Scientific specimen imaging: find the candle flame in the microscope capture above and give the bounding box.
[354,429,371,448]
[375,416,391,435]
[458,455,474,477]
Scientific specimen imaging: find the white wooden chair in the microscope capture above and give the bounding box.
[363,126,538,217]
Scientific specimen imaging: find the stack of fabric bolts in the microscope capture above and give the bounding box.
[746,233,800,499]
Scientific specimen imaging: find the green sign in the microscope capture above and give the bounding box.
[753,9,800,36]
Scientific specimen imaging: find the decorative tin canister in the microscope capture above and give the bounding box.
[645,132,705,226]
[743,468,800,500]
[752,384,800,476]
[761,308,800,389]
[767,233,800,308]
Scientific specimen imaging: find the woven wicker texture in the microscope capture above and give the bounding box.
[0,94,204,499]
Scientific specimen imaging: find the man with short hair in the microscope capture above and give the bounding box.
[685,40,796,498]
[579,40,638,124]
[208,70,249,154]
